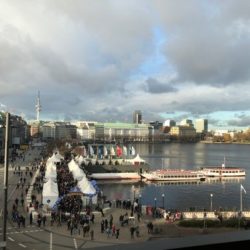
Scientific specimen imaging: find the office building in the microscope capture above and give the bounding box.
[133,110,142,124]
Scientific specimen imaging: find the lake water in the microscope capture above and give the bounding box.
[98,143,250,211]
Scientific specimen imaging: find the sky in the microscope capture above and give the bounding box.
[1,0,250,130]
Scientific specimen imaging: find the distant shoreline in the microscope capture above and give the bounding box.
[200,141,250,145]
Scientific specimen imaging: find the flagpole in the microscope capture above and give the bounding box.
[240,185,242,212]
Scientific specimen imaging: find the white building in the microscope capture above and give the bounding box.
[73,121,97,140]
[180,119,193,127]
[163,119,176,127]
[195,119,208,133]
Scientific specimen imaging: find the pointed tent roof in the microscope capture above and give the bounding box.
[68,159,86,181]
[133,154,145,163]
[124,154,145,164]
[77,177,96,196]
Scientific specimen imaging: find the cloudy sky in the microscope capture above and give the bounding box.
[1,0,250,130]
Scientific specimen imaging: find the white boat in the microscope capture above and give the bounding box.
[141,169,206,181]
[89,172,141,180]
[200,157,246,177]
[200,167,246,177]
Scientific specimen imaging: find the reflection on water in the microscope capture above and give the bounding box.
[99,143,250,210]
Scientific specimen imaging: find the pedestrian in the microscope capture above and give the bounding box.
[37,215,42,228]
[112,224,116,236]
[90,213,95,224]
[115,228,120,239]
[29,212,33,225]
[137,212,141,222]
[100,208,104,217]
[17,217,21,228]
[104,219,108,229]
[130,227,135,239]
[106,227,111,238]
[90,229,94,240]
[21,216,26,228]
[21,198,24,207]
[101,220,104,233]
[42,215,46,226]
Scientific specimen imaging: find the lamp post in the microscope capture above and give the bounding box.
[139,194,142,206]
[154,197,157,217]
[2,112,10,250]
[139,194,142,213]
[210,193,213,211]
[162,194,165,209]
[131,185,135,216]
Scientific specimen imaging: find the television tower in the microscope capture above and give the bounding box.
[35,91,42,121]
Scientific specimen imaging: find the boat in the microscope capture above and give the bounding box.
[200,158,246,177]
[141,169,206,182]
[200,167,246,177]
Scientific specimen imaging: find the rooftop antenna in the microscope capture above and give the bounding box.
[35,90,42,122]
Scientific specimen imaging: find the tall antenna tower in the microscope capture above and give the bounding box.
[35,91,42,121]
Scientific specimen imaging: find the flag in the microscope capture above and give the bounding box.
[116,145,122,157]
[241,184,247,194]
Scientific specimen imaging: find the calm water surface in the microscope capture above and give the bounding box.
[98,143,250,211]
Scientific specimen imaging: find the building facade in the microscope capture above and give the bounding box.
[42,122,76,140]
[95,122,152,142]
[133,110,142,124]
[74,121,96,140]
[195,119,208,134]
[170,126,196,137]
[180,119,193,127]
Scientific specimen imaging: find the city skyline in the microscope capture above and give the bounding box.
[1,1,250,130]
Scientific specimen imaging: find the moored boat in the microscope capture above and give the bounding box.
[141,169,206,181]
[200,158,246,177]
[200,167,246,177]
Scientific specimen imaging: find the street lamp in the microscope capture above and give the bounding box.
[139,194,142,213]
[162,194,165,209]
[154,197,157,218]
[139,194,142,206]
[210,193,213,211]
[132,185,135,202]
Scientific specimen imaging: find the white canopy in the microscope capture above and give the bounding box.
[42,179,59,208]
[77,177,96,195]
[124,154,145,165]
[77,155,85,165]
[68,159,86,181]
[44,161,57,181]
[48,153,63,163]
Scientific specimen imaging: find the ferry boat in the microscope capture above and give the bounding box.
[200,158,246,177]
[141,169,206,182]
[200,167,246,177]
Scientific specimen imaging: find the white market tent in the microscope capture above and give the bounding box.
[44,160,57,181]
[42,179,59,208]
[75,155,86,165]
[47,153,63,164]
[77,176,96,196]
[124,154,145,165]
[68,159,86,181]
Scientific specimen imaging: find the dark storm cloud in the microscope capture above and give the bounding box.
[144,77,177,94]
[155,0,250,86]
